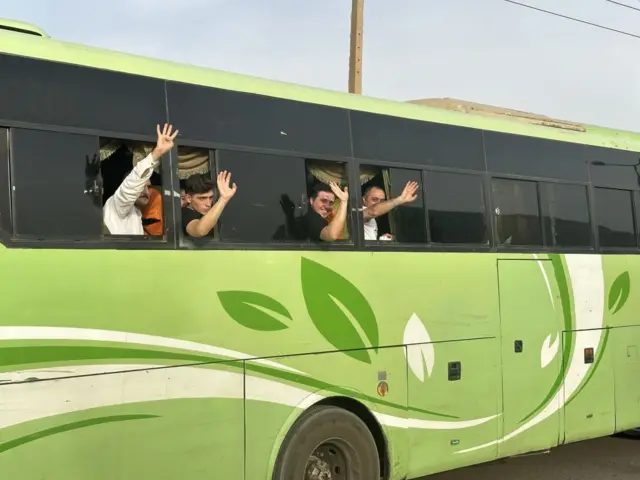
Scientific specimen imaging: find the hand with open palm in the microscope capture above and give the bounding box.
[217,170,238,200]
[152,123,179,160]
[329,182,349,202]
[398,181,418,204]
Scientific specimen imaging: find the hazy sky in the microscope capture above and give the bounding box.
[3,0,640,131]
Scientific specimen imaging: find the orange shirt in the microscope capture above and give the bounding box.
[140,188,164,236]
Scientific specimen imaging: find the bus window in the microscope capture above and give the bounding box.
[359,165,426,244]
[425,171,488,245]
[540,182,593,248]
[214,150,308,243]
[100,138,166,238]
[594,187,636,248]
[492,178,543,247]
[11,128,103,239]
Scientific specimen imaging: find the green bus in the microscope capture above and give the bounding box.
[1,17,639,480]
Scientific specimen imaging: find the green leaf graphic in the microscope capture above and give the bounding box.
[608,271,631,315]
[218,291,292,331]
[300,257,379,364]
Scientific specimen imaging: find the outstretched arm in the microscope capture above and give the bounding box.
[111,124,178,218]
[320,182,349,241]
[186,171,237,237]
[362,181,419,221]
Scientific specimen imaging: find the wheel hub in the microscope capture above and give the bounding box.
[305,442,347,480]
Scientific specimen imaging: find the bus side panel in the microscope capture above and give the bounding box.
[406,337,500,479]
[562,328,615,444]
[244,347,409,480]
[496,258,563,457]
[0,363,245,480]
[611,325,640,432]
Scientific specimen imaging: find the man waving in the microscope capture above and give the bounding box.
[103,123,178,235]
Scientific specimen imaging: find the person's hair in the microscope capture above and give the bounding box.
[362,184,384,198]
[184,174,215,195]
[309,183,334,200]
[179,179,186,191]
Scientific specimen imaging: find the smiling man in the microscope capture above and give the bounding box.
[302,182,349,242]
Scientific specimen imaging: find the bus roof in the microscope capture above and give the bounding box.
[1,19,639,153]
[0,18,48,37]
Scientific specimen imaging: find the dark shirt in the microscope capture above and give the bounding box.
[182,207,215,237]
[302,209,328,241]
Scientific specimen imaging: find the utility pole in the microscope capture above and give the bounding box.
[348,0,364,94]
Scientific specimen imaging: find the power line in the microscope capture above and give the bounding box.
[606,0,640,13]
[502,0,640,40]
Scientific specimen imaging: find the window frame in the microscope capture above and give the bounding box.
[0,127,12,241]
[487,172,601,254]
[354,162,429,248]
[177,147,359,252]
[3,123,177,250]
[353,160,495,252]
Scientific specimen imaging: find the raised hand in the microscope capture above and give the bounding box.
[329,182,349,202]
[84,153,100,179]
[217,170,238,200]
[153,123,179,158]
[280,193,295,213]
[398,181,418,204]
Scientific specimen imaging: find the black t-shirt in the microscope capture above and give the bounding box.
[182,207,215,237]
[302,209,328,241]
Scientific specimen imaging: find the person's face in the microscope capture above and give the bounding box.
[135,180,151,208]
[180,188,187,207]
[310,191,335,219]
[363,187,385,209]
[188,189,214,214]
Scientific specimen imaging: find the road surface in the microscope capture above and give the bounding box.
[423,435,640,480]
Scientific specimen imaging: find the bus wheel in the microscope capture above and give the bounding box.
[273,405,380,480]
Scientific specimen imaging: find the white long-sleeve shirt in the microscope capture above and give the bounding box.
[103,153,158,235]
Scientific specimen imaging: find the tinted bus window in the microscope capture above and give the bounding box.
[216,151,308,243]
[0,54,166,135]
[540,183,592,248]
[11,129,103,238]
[485,132,588,182]
[350,111,486,171]
[167,82,352,157]
[425,171,488,244]
[492,178,543,246]
[359,165,427,244]
[587,145,640,191]
[594,187,636,248]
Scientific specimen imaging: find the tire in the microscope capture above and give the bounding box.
[621,428,640,438]
[272,405,381,480]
